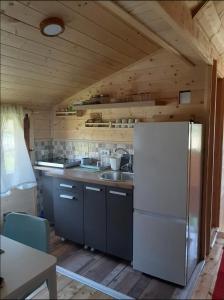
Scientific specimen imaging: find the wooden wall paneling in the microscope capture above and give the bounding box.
[61,49,206,107]
[212,78,224,229]
[201,60,217,258]
[33,111,52,140]
[221,129,224,232]
[52,103,206,143]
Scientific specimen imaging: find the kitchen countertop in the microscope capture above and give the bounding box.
[34,165,133,189]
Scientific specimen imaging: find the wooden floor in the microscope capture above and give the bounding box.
[48,230,224,299]
[30,273,113,299]
[191,232,224,299]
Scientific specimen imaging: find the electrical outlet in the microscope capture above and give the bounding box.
[100,149,111,156]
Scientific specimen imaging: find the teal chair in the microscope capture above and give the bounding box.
[3,212,50,253]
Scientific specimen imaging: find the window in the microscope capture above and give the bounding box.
[3,119,15,174]
[0,105,36,196]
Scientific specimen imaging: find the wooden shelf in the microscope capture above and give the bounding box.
[85,122,110,128]
[73,100,156,110]
[85,121,136,128]
[55,111,84,117]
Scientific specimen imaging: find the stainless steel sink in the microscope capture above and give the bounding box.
[99,171,134,182]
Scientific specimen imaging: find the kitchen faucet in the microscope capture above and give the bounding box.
[115,148,133,172]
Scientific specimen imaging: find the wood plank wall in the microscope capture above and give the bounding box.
[32,110,52,140]
[49,49,209,143]
[32,50,209,144]
[221,131,224,232]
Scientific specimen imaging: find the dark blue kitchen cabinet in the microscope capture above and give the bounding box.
[48,174,133,260]
[42,175,55,224]
[106,187,133,261]
[84,184,106,252]
[53,178,84,244]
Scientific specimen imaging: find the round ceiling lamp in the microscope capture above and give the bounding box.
[40,17,65,37]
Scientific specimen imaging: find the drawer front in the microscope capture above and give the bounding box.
[55,178,83,192]
[54,190,84,244]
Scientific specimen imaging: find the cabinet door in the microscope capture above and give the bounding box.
[54,188,84,244]
[84,184,106,252]
[107,187,133,260]
[42,176,54,224]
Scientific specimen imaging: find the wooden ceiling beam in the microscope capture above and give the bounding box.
[98,1,195,67]
[191,1,209,17]
[147,1,224,78]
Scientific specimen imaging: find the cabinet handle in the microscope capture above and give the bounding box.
[85,186,101,192]
[109,190,127,196]
[60,194,77,200]
[59,183,75,189]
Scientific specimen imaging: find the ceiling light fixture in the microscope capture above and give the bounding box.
[40,17,65,37]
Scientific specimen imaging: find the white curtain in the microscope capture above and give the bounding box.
[0,105,36,196]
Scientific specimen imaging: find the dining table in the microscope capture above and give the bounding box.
[0,235,57,299]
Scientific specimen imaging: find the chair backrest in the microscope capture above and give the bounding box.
[3,213,50,253]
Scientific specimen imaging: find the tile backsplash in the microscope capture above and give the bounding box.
[34,139,133,161]
[34,139,133,216]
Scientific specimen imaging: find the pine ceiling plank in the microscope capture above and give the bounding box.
[1,55,96,85]
[194,1,224,55]
[1,29,114,76]
[60,0,160,55]
[117,1,146,12]
[1,81,75,98]
[99,1,195,67]
[1,89,56,98]
[0,16,120,71]
[117,1,153,15]
[1,65,83,88]
[195,1,221,38]
[1,84,72,98]
[147,1,224,77]
[20,0,149,59]
[1,1,135,65]
[0,44,105,80]
[1,93,62,106]
[211,27,224,55]
[1,74,76,93]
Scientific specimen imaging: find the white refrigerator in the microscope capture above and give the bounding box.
[133,122,202,286]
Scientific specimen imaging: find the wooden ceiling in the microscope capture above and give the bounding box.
[194,1,224,57]
[115,1,224,77]
[0,0,159,107]
[1,1,223,108]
